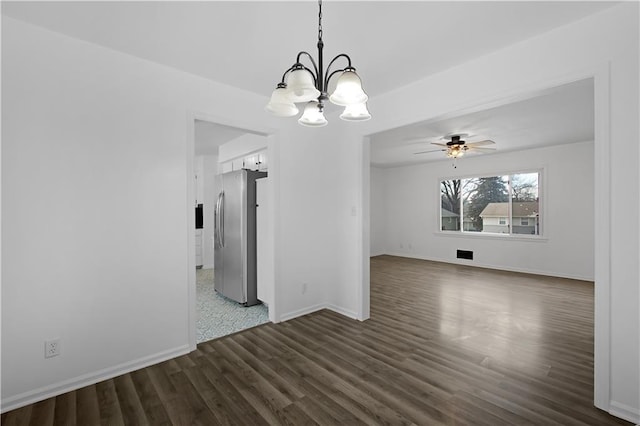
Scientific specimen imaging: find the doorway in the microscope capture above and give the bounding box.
[189,116,273,345]
[364,73,613,411]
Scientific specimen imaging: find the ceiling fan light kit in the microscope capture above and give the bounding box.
[265,0,370,126]
[447,144,467,158]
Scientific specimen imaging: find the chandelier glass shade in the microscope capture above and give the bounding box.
[339,102,371,121]
[328,70,368,106]
[265,83,299,117]
[299,100,328,127]
[265,0,370,125]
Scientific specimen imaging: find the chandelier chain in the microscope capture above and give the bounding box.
[318,0,323,42]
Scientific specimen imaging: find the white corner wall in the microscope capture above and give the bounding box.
[271,120,364,321]
[1,16,278,411]
[360,3,639,421]
[370,166,387,256]
[375,141,594,280]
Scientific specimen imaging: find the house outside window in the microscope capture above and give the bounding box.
[440,172,540,236]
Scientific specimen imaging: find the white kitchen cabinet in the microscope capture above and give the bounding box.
[219,149,268,174]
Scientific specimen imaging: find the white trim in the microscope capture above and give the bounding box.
[592,62,612,411]
[0,345,191,413]
[609,401,640,424]
[186,115,197,351]
[326,304,360,321]
[358,137,371,321]
[277,303,361,323]
[434,231,548,243]
[277,303,327,323]
[383,252,594,282]
[266,133,280,324]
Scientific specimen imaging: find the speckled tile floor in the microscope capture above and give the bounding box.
[196,268,269,343]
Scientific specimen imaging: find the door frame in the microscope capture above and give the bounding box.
[186,111,276,350]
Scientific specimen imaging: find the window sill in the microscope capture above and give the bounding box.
[434,231,548,243]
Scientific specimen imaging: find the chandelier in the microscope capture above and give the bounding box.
[265,0,371,127]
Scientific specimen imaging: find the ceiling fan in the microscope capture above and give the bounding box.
[413,133,496,158]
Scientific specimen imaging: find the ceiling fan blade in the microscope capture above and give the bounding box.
[468,147,496,152]
[414,149,445,155]
[466,139,495,147]
[430,142,449,147]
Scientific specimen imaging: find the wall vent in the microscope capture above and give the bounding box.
[457,249,473,260]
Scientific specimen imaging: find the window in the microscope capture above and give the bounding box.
[440,172,540,236]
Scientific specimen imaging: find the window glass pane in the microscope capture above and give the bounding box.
[511,172,539,235]
[468,176,509,233]
[440,180,461,231]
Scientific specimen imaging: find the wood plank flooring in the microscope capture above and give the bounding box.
[2,255,632,425]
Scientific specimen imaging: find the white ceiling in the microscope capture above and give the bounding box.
[194,120,249,156]
[1,1,614,98]
[370,78,595,166]
[2,1,607,165]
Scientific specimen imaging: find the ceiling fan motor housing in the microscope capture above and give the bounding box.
[446,135,465,146]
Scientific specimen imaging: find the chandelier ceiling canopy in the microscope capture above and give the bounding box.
[265,0,371,127]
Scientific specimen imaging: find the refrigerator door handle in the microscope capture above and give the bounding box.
[215,191,223,248]
[219,191,225,247]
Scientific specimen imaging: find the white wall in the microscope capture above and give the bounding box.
[271,120,364,321]
[370,166,387,256]
[1,16,279,410]
[1,13,364,412]
[359,3,639,421]
[374,141,594,280]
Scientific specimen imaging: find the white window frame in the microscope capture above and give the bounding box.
[438,169,544,240]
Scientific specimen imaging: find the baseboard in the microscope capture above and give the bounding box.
[326,304,359,320]
[1,344,191,413]
[383,252,594,282]
[201,264,214,270]
[278,303,327,322]
[609,401,640,424]
[278,303,360,323]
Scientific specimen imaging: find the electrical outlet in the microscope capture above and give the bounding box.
[45,339,60,358]
[302,282,308,294]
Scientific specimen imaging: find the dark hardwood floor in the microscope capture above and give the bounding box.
[2,255,632,425]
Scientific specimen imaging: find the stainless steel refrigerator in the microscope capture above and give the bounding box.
[214,169,267,306]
